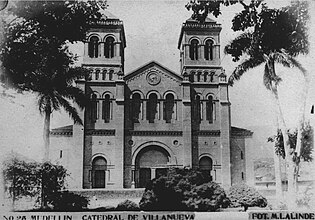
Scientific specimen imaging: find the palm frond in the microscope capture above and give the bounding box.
[58,86,87,110]
[228,56,264,86]
[57,96,83,125]
[273,51,307,76]
[224,31,254,61]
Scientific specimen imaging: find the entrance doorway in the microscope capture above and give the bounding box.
[199,156,213,181]
[135,146,170,188]
[92,156,107,188]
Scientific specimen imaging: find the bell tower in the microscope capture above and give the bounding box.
[76,7,126,189]
[178,17,232,188]
[178,17,222,76]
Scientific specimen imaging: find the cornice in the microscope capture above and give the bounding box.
[128,130,183,136]
[50,131,73,136]
[193,130,221,136]
[86,129,116,136]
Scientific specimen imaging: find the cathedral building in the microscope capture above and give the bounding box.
[49,10,253,190]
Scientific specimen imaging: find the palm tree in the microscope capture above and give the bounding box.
[225,3,309,208]
[34,66,88,162]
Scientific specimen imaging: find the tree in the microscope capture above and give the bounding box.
[224,2,309,209]
[3,157,89,210]
[186,0,310,208]
[227,184,267,211]
[139,168,229,211]
[0,1,101,161]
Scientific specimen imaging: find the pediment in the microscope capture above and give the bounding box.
[124,61,182,85]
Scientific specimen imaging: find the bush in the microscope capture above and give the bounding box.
[227,184,267,211]
[116,200,139,211]
[184,182,230,211]
[48,191,89,211]
[139,168,229,211]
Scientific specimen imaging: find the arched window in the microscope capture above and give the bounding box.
[147,93,158,123]
[104,37,115,58]
[102,69,106,80]
[102,94,111,123]
[197,72,201,82]
[204,72,208,82]
[204,39,214,60]
[91,94,98,122]
[195,95,202,123]
[206,96,214,123]
[88,36,99,58]
[189,39,199,60]
[108,70,113,81]
[199,156,213,180]
[163,93,174,123]
[92,157,107,188]
[210,72,214,82]
[95,69,100,80]
[131,93,141,122]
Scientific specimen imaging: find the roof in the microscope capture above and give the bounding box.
[177,16,221,49]
[50,125,73,136]
[231,126,253,137]
[124,60,182,81]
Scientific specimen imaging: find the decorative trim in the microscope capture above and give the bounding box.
[86,129,115,136]
[50,131,73,136]
[128,130,182,136]
[193,130,220,136]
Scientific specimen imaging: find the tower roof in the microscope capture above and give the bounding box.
[177,16,221,49]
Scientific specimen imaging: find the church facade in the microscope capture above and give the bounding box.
[49,11,253,190]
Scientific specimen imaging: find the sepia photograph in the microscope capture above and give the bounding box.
[0,0,314,217]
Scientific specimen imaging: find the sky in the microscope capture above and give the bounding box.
[0,0,315,160]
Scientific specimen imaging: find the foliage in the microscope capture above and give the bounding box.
[139,168,229,211]
[1,0,100,91]
[227,184,267,211]
[268,123,313,162]
[3,157,41,200]
[225,2,309,87]
[48,191,89,211]
[116,200,140,211]
[184,182,230,211]
[2,157,83,210]
[186,0,240,21]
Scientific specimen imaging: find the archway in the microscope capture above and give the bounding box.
[92,156,107,188]
[199,156,213,181]
[135,146,170,188]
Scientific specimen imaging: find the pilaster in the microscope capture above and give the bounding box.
[182,72,192,167]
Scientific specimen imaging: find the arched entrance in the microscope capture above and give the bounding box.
[92,156,107,188]
[199,156,213,181]
[135,146,170,188]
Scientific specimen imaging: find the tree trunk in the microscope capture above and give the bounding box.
[294,71,309,194]
[43,110,51,162]
[273,92,296,209]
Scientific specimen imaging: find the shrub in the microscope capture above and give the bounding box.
[227,184,267,211]
[184,182,230,211]
[116,200,139,211]
[48,191,89,211]
[139,168,229,211]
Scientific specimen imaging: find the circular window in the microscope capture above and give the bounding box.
[146,71,161,85]
[128,140,134,146]
[173,140,179,146]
